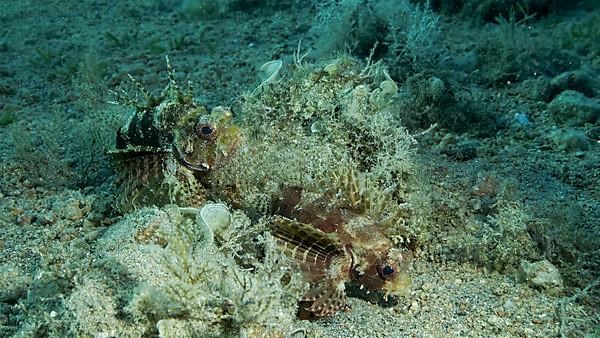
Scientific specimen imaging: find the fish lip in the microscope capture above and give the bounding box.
[383,273,412,297]
[172,143,211,172]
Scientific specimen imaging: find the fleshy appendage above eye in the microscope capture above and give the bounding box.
[196,123,217,141]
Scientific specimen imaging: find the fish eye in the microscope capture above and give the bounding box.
[377,264,396,279]
[196,123,217,141]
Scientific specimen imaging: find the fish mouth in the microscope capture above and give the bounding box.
[383,272,412,297]
[172,144,211,172]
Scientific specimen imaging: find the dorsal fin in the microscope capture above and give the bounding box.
[273,186,345,234]
[270,215,344,281]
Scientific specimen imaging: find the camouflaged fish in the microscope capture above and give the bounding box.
[109,56,244,212]
[270,169,412,317]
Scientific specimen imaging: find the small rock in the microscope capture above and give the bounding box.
[549,69,599,99]
[0,264,31,303]
[487,314,502,326]
[550,128,590,152]
[17,212,35,225]
[513,111,531,128]
[37,212,55,225]
[548,90,600,126]
[503,299,514,312]
[86,212,105,226]
[421,282,434,292]
[58,197,89,221]
[440,136,480,161]
[519,259,564,294]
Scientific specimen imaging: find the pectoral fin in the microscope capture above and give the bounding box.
[270,215,343,280]
[301,280,347,317]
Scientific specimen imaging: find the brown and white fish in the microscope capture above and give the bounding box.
[270,185,411,317]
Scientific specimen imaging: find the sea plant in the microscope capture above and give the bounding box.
[127,205,306,337]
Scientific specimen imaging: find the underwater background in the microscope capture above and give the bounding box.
[0,0,599,336]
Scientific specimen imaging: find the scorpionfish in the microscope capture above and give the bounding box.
[270,178,412,317]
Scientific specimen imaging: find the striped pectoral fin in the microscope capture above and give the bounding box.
[270,215,344,280]
[301,279,347,316]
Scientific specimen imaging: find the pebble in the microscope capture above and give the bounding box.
[519,259,564,294]
[488,315,502,326]
[10,207,23,216]
[38,213,55,225]
[60,198,87,221]
[550,128,590,152]
[86,212,105,225]
[0,264,31,302]
[17,212,35,225]
[548,90,600,126]
[421,282,434,292]
[503,299,514,312]
[513,111,531,128]
[456,301,469,316]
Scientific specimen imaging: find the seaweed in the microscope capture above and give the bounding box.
[127,206,306,337]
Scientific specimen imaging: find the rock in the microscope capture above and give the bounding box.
[588,126,600,141]
[37,212,55,225]
[17,211,35,225]
[27,272,69,300]
[440,138,480,161]
[512,111,532,129]
[549,69,599,99]
[548,90,600,126]
[0,264,31,303]
[62,200,85,221]
[57,193,91,221]
[519,78,552,102]
[518,259,563,294]
[550,128,590,152]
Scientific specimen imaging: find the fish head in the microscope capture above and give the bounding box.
[173,106,244,172]
[352,247,411,297]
